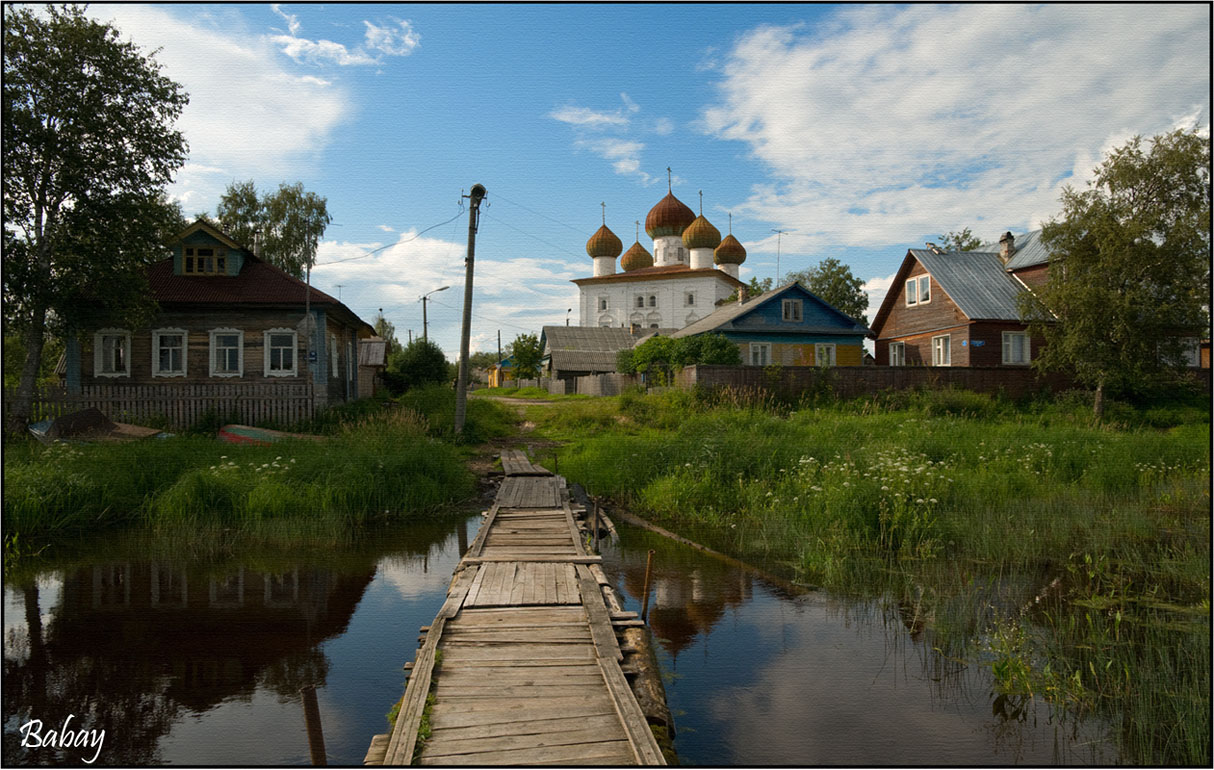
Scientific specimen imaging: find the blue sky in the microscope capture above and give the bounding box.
[86,3,1210,358]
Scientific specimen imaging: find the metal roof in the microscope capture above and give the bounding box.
[973,229,1052,271]
[671,282,870,339]
[910,249,1028,321]
[359,337,387,367]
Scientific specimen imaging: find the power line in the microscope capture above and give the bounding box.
[481,211,583,259]
[492,192,587,234]
[313,209,465,266]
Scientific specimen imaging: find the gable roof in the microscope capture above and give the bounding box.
[540,325,674,373]
[910,248,1029,321]
[175,219,245,250]
[990,229,1052,271]
[671,282,871,339]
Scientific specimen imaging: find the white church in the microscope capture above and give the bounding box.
[572,182,748,329]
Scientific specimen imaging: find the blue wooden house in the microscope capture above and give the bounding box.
[670,283,871,366]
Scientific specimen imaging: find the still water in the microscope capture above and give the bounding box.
[3,514,1114,765]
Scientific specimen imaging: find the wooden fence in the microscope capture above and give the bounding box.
[4,382,316,430]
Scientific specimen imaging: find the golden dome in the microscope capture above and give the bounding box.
[586,224,622,259]
[620,241,654,272]
[644,192,696,239]
[682,215,721,250]
[714,234,747,265]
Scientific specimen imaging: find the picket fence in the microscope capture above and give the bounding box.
[4,382,315,430]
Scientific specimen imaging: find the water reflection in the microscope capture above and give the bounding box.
[3,517,474,766]
[601,525,1115,766]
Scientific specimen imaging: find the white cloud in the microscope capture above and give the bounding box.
[377,225,396,233]
[363,19,420,57]
[702,5,1211,251]
[311,231,580,356]
[653,117,675,136]
[271,35,379,66]
[270,4,300,35]
[549,106,630,128]
[87,5,350,211]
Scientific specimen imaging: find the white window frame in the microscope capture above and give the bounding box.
[814,343,836,367]
[932,334,951,366]
[151,328,188,378]
[264,328,298,377]
[918,275,931,304]
[906,274,931,306]
[782,299,803,322]
[93,329,131,378]
[209,328,244,378]
[905,278,918,306]
[749,342,771,366]
[1002,331,1030,365]
[330,334,339,378]
[889,341,906,366]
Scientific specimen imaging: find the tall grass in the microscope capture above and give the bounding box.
[529,386,1210,765]
[2,390,513,551]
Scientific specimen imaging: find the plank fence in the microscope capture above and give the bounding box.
[3,383,315,430]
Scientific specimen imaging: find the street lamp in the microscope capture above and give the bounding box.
[566,308,572,326]
[421,286,449,341]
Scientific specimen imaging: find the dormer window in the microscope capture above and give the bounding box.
[184,246,227,275]
[782,299,803,322]
[906,274,931,306]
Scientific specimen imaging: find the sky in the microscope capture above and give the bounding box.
[83,3,1211,360]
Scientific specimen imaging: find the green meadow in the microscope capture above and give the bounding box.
[527,385,1210,766]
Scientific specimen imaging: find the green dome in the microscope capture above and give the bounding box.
[644,192,695,239]
[682,215,721,250]
[620,241,654,272]
[586,224,623,258]
[714,234,747,265]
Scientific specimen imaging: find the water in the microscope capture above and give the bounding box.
[3,514,1115,765]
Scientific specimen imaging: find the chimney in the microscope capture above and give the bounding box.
[925,242,944,255]
[999,232,1015,263]
[737,286,747,304]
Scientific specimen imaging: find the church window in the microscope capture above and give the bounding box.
[598,296,609,311]
[686,292,695,306]
[636,296,645,309]
[648,295,657,308]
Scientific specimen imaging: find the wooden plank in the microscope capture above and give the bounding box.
[419,740,634,765]
[428,712,621,741]
[597,655,665,765]
[434,683,601,699]
[428,702,617,730]
[439,645,597,662]
[423,725,631,757]
[464,504,499,559]
[576,564,623,663]
[564,501,588,557]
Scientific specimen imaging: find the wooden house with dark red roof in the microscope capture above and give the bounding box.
[63,220,374,420]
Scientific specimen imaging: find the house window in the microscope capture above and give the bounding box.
[330,334,338,377]
[749,342,771,366]
[932,334,951,366]
[648,295,657,308]
[264,329,298,376]
[889,341,906,366]
[782,299,803,322]
[814,343,836,367]
[636,296,645,309]
[184,246,227,275]
[94,329,130,378]
[152,329,187,377]
[686,292,695,306]
[1002,332,1030,365]
[598,296,609,311]
[210,329,243,377]
[906,274,931,306]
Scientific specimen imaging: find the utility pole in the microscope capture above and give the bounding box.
[421,286,449,342]
[454,184,486,436]
[497,330,502,388]
[771,229,787,285]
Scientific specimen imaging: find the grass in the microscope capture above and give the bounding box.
[3,386,516,558]
[524,384,1210,765]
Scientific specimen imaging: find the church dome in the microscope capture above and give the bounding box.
[586,224,622,258]
[644,192,696,239]
[620,241,654,272]
[714,234,747,265]
[682,215,721,250]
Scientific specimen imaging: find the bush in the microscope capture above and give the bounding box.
[383,339,450,394]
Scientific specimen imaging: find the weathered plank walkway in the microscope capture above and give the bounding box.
[366,449,665,766]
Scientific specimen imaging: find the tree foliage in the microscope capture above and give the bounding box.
[508,333,544,380]
[1021,129,1211,416]
[619,333,741,382]
[938,227,984,252]
[784,257,869,325]
[382,338,449,394]
[217,180,331,278]
[371,311,402,357]
[3,5,189,430]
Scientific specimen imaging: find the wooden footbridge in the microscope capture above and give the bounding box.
[364,450,667,766]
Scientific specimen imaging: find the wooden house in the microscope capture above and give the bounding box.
[539,325,672,383]
[670,282,871,366]
[870,232,1046,367]
[61,220,374,422]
